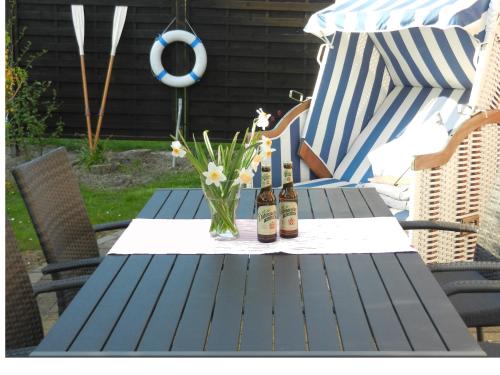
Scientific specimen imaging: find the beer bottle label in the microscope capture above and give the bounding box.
[283,168,293,184]
[261,170,272,188]
[257,205,277,235]
[280,202,298,231]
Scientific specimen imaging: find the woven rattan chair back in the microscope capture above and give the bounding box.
[5,220,44,352]
[11,147,99,263]
[12,147,99,311]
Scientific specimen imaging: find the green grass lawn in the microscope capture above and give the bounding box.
[6,138,203,252]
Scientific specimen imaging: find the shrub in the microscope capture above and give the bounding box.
[5,1,63,156]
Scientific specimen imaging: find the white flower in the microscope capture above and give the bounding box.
[234,167,254,186]
[251,152,262,172]
[202,162,227,187]
[171,140,186,158]
[254,108,271,130]
[261,146,276,162]
[260,135,273,149]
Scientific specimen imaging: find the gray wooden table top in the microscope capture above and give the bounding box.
[32,188,484,357]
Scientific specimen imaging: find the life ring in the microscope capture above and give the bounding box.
[150,29,207,88]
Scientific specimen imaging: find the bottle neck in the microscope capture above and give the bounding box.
[282,168,293,187]
[261,170,272,190]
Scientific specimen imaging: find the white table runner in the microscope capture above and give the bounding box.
[108,217,415,255]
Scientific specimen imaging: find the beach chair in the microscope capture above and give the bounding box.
[255,0,500,262]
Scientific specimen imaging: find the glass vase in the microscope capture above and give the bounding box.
[201,180,240,240]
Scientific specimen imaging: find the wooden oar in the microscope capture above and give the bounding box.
[71,4,93,149]
[93,6,128,150]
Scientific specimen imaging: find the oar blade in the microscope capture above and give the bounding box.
[71,4,85,55]
[111,6,128,56]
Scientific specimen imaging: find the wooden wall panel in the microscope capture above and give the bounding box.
[15,0,329,140]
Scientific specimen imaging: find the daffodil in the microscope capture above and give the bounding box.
[261,146,276,162]
[254,108,271,130]
[202,162,227,187]
[171,140,186,158]
[260,135,273,149]
[234,167,254,186]
[251,152,262,172]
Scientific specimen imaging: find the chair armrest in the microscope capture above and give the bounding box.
[32,275,89,296]
[41,256,103,275]
[442,280,500,296]
[413,109,500,170]
[428,261,500,273]
[261,99,311,139]
[399,220,477,233]
[93,219,131,232]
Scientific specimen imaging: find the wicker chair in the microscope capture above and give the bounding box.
[5,220,87,357]
[11,147,130,313]
[401,173,500,349]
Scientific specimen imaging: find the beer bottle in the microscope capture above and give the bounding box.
[279,161,298,238]
[257,164,277,243]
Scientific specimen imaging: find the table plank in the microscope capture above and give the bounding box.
[347,254,411,351]
[297,189,313,219]
[274,255,306,351]
[103,255,176,351]
[397,253,483,353]
[70,255,153,351]
[342,188,373,218]
[308,189,334,218]
[372,254,446,351]
[137,255,200,351]
[195,194,211,219]
[299,255,341,350]
[206,255,249,351]
[156,189,188,219]
[360,188,393,217]
[137,190,171,218]
[35,256,128,352]
[171,255,224,351]
[325,189,352,218]
[324,254,376,351]
[175,190,204,219]
[239,256,273,351]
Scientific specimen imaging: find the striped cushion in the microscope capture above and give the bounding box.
[294,178,356,188]
[333,86,471,183]
[304,0,492,42]
[370,27,478,89]
[302,32,394,174]
[252,110,317,188]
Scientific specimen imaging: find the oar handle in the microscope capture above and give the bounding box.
[79,55,93,149]
[93,55,115,150]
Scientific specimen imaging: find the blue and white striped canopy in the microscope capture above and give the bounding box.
[304,0,492,41]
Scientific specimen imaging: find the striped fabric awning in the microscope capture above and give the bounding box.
[304,0,492,41]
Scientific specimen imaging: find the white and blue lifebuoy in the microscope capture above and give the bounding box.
[150,29,207,88]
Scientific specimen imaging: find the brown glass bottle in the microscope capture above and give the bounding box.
[279,162,298,238]
[257,165,277,243]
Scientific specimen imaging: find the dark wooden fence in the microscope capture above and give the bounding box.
[14,0,329,140]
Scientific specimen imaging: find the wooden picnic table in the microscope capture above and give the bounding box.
[32,188,484,357]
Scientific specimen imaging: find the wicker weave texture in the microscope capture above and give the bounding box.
[5,221,44,351]
[11,147,99,263]
[11,147,99,311]
[411,13,500,263]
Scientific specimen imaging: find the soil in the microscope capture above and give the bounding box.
[6,146,194,190]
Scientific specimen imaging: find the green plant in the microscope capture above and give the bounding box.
[5,0,64,156]
[173,112,273,239]
[78,137,107,168]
